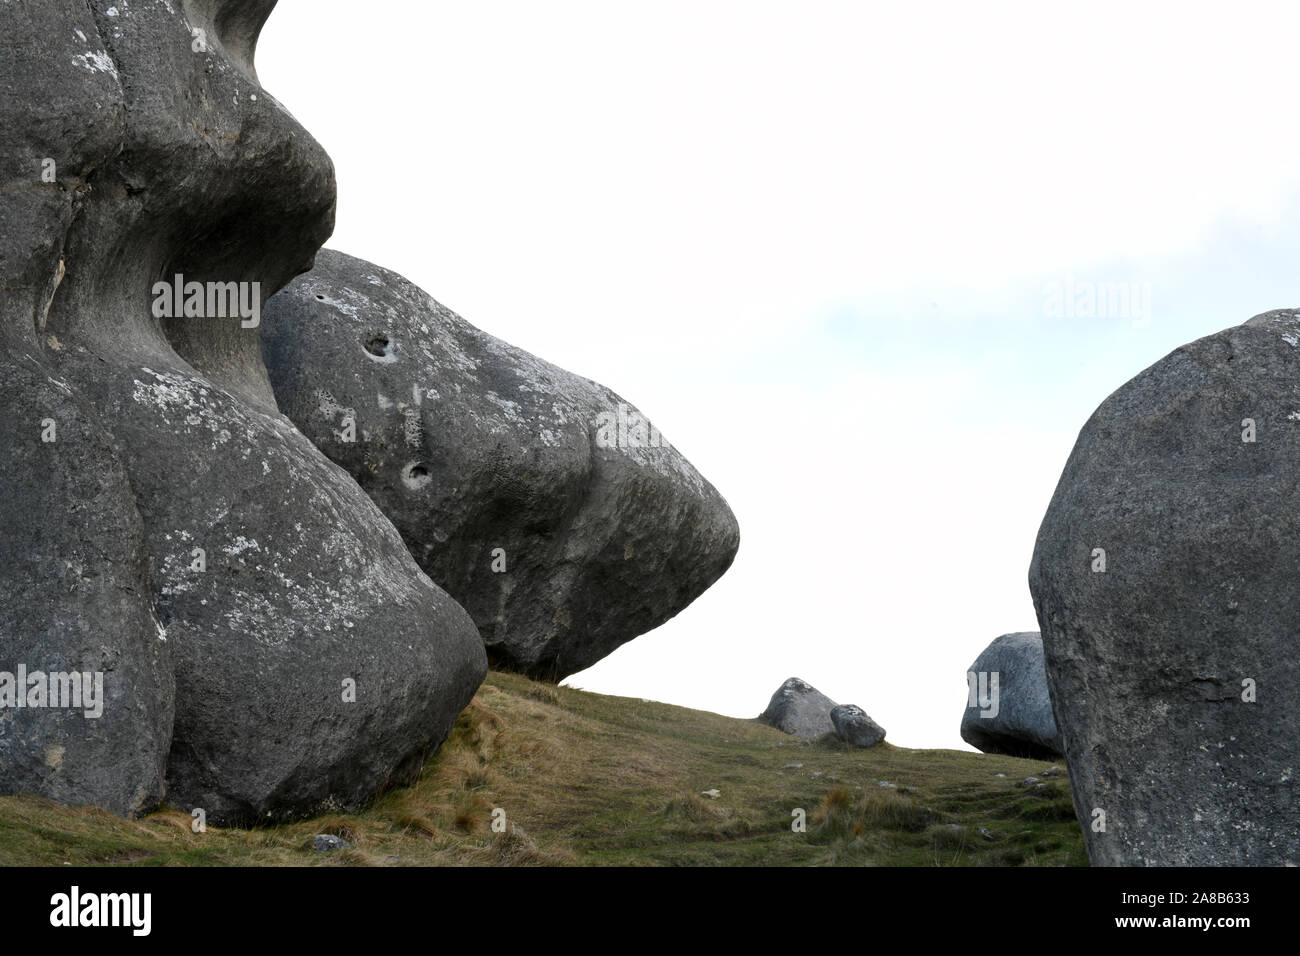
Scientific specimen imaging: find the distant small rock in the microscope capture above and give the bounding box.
[961,632,1064,759]
[878,781,897,789]
[700,789,721,799]
[782,762,803,769]
[759,678,838,740]
[313,834,351,853]
[1021,777,1040,786]
[830,704,886,748]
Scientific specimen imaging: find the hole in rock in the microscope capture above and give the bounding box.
[403,461,432,490]
[365,335,391,357]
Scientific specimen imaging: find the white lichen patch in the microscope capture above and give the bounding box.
[483,391,526,424]
[133,367,256,448]
[224,535,260,557]
[72,49,118,77]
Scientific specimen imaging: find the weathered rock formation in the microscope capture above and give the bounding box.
[759,678,837,740]
[1,0,485,823]
[1030,309,1300,865]
[261,249,741,680]
[960,632,1062,760]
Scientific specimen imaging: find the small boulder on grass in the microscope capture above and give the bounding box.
[759,677,837,739]
[313,834,351,853]
[831,704,886,748]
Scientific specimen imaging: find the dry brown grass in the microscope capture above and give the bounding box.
[0,669,1085,867]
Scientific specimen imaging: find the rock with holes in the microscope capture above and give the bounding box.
[1030,308,1300,865]
[1,0,485,823]
[830,704,886,748]
[960,632,1062,760]
[758,678,837,740]
[261,249,741,681]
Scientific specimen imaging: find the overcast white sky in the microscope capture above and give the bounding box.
[261,1,1300,748]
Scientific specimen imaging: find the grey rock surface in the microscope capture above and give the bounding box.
[959,632,1063,760]
[758,678,837,740]
[1030,309,1300,865]
[1,0,486,823]
[261,249,740,681]
[313,834,351,852]
[0,348,173,816]
[830,704,886,748]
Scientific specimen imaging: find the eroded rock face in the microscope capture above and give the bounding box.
[261,249,741,681]
[960,632,1062,760]
[1,0,486,823]
[758,678,837,740]
[1030,309,1300,865]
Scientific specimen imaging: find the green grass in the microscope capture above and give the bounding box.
[0,670,1087,866]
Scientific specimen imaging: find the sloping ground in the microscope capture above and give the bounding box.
[0,671,1087,866]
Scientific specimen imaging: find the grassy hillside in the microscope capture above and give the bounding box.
[0,671,1087,866]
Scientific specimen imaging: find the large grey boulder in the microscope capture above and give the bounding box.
[0,349,173,816]
[759,678,837,740]
[0,0,174,817]
[960,632,1062,760]
[830,704,886,748]
[1,0,486,823]
[1030,309,1300,866]
[261,249,741,681]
